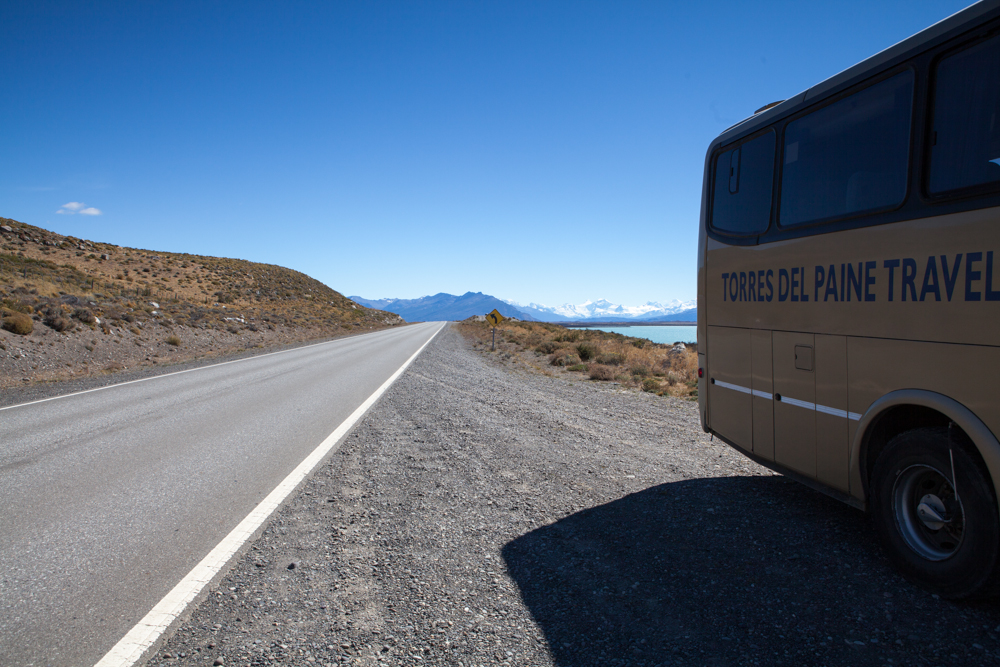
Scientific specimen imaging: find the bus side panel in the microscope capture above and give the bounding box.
[751,329,775,461]
[707,326,753,449]
[816,334,849,492]
[773,331,816,477]
[847,337,1000,499]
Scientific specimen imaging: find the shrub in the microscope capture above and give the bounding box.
[549,352,580,367]
[588,364,615,381]
[596,352,625,366]
[535,341,561,355]
[631,339,647,348]
[73,307,96,324]
[165,335,181,346]
[2,312,33,335]
[630,363,651,377]
[44,311,71,332]
[576,342,599,361]
[567,363,588,372]
[642,378,660,393]
[1,298,32,314]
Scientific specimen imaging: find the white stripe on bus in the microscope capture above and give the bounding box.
[712,378,861,421]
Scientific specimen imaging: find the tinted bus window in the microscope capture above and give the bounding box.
[711,130,775,235]
[929,34,1000,194]
[780,71,914,226]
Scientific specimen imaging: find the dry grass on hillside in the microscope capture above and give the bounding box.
[0,217,404,387]
[0,217,400,334]
[457,319,699,398]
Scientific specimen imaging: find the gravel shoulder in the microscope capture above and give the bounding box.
[142,324,1000,667]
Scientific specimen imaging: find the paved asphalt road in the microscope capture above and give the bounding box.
[0,322,444,667]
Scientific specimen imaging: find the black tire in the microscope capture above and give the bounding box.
[870,427,1000,599]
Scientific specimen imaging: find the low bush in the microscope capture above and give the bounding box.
[73,307,96,324]
[1,298,32,314]
[642,377,660,392]
[567,363,588,372]
[549,351,580,367]
[165,335,181,346]
[535,341,561,354]
[588,364,615,381]
[630,363,651,377]
[596,352,625,366]
[576,342,599,361]
[43,308,71,332]
[2,312,33,335]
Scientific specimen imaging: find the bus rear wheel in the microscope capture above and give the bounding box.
[871,427,1000,599]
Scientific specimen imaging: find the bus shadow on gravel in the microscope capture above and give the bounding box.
[502,475,1000,667]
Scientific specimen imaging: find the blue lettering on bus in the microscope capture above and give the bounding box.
[901,258,918,301]
[884,259,900,301]
[824,264,838,301]
[987,251,1000,302]
[919,256,941,302]
[718,251,1000,305]
[865,261,876,301]
[778,268,789,302]
[966,252,983,301]
[846,263,862,301]
[942,254,962,301]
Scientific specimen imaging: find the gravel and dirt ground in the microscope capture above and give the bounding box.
[129,325,1000,667]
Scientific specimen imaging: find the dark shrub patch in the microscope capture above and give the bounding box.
[596,352,625,366]
[535,341,560,354]
[73,308,96,324]
[630,363,651,377]
[576,342,598,361]
[549,352,581,367]
[588,364,615,381]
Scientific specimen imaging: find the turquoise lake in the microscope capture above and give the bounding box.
[568,325,697,345]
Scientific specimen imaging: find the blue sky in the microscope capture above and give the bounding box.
[1,1,972,307]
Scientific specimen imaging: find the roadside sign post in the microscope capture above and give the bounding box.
[485,309,506,350]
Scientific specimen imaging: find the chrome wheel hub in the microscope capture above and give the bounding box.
[893,464,964,561]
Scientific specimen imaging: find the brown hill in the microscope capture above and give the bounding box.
[0,217,403,388]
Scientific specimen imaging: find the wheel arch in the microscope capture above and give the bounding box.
[851,390,1000,514]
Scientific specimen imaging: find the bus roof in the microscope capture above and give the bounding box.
[714,0,1000,147]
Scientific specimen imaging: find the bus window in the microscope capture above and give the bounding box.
[710,130,774,236]
[780,71,913,226]
[929,33,1000,194]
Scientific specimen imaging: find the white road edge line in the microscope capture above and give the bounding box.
[92,322,445,667]
[0,323,428,413]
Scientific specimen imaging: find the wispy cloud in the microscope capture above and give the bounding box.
[56,202,102,215]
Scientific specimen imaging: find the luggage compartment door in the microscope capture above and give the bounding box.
[707,326,753,451]
[773,331,816,477]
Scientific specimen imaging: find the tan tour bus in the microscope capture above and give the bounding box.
[697,0,1000,598]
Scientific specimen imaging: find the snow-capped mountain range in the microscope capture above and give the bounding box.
[349,292,696,323]
[505,298,696,322]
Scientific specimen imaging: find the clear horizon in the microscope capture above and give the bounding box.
[1,1,970,306]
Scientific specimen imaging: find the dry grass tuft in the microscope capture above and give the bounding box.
[165,335,181,346]
[2,312,33,335]
[588,363,616,381]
